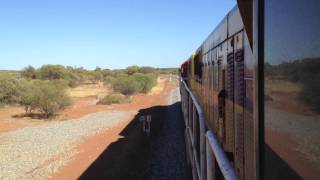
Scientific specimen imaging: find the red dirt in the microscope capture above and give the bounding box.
[0,106,45,132]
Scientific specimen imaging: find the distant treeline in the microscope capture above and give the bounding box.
[265,57,320,112]
[19,65,177,87]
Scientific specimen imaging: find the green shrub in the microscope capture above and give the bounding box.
[0,75,26,104]
[138,66,156,74]
[109,72,158,95]
[67,72,81,87]
[28,65,83,88]
[132,73,157,93]
[21,65,36,79]
[112,76,140,95]
[37,64,69,80]
[103,76,115,86]
[19,81,72,118]
[91,71,104,83]
[97,93,125,105]
[36,81,72,118]
[19,81,40,113]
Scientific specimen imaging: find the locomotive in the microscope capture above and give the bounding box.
[180,0,320,179]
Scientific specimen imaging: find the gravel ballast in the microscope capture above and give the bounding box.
[146,88,191,180]
[0,110,134,180]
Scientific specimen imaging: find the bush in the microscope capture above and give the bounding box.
[112,76,140,95]
[139,66,156,74]
[28,65,82,88]
[21,65,36,79]
[132,73,157,93]
[67,72,81,87]
[0,75,26,105]
[19,81,40,113]
[20,81,72,118]
[103,76,115,86]
[37,82,72,118]
[97,93,125,105]
[37,64,69,80]
[109,72,158,95]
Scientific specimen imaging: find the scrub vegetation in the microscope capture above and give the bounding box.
[97,93,125,105]
[0,65,178,118]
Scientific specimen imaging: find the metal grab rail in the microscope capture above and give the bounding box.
[206,131,238,180]
[180,77,238,180]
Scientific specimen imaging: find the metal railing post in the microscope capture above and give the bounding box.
[206,137,215,180]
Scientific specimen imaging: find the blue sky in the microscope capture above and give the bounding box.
[0,0,236,70]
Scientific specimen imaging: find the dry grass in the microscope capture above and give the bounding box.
[67,82,109,99]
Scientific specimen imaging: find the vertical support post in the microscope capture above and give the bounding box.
[206,137,215,180]
[200,115,206,180]
[193,105,197,149]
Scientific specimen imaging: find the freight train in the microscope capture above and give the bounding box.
[179,0,320,179]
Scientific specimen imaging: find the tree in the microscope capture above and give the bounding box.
[112,76,140,95]
[21,65,36,79]
[36,81,72,118]
[19,81,72,118]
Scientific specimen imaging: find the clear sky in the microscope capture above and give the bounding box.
[0,0,236,70]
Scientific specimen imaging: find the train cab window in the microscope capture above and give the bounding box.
[263,0,320,179]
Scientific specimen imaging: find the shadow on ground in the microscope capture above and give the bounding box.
[12,112,55,119]
[78,102,189,180]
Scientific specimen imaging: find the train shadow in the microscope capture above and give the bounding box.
[78,103,178,180]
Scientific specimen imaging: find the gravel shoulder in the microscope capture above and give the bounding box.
[0,110,134,180]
